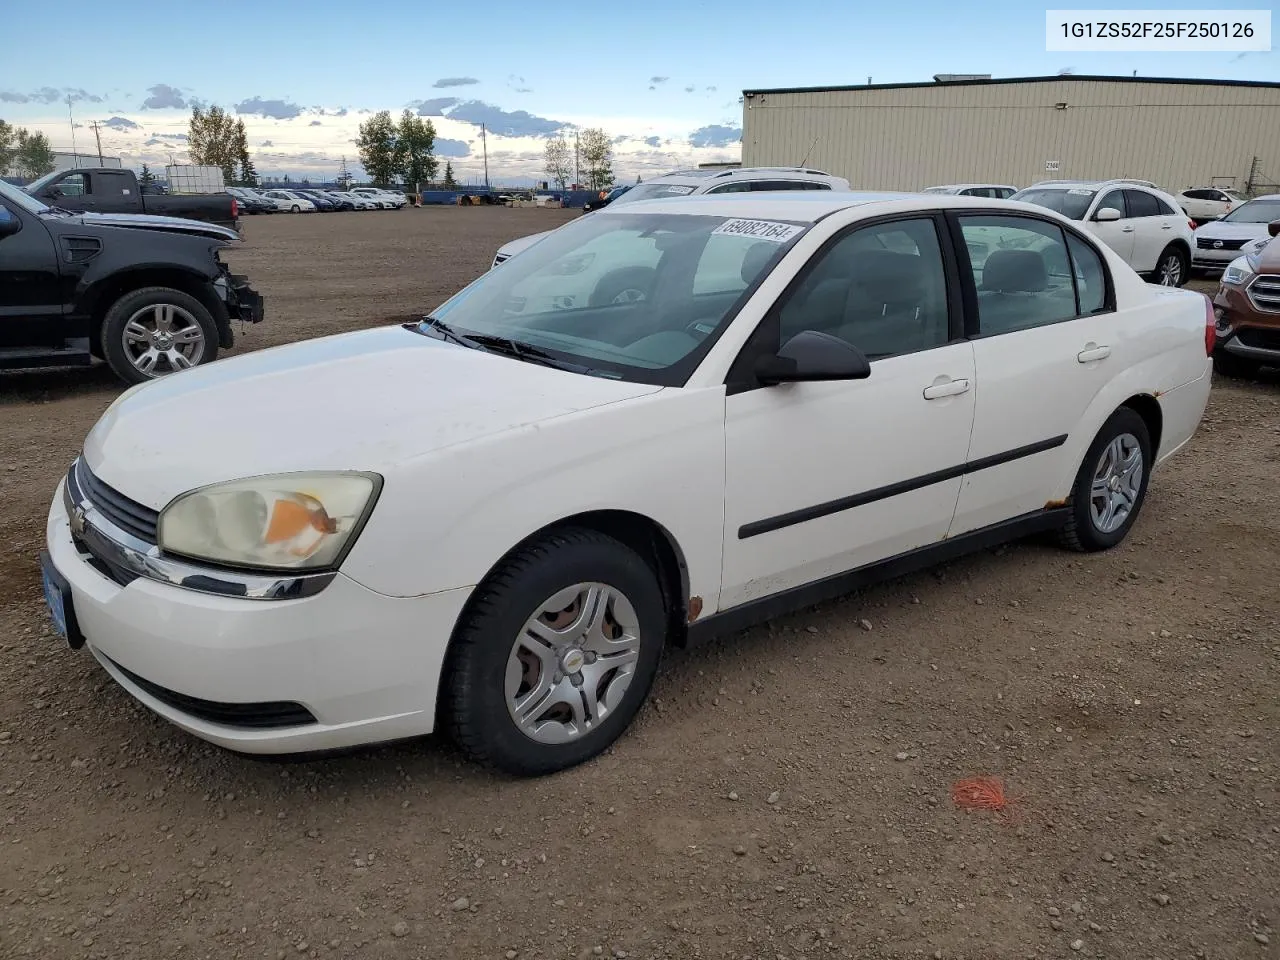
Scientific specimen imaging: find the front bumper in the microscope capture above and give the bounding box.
[1192,246,1248,270]
[226,273,265,324]
[1213,283,1280,363]
[44,475,473,755]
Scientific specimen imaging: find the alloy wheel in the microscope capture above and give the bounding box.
[1158,253,1183,286]
[121,303,207,377]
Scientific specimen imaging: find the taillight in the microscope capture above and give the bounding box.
[1187,218,1195,232]
[1203,294,1215,356]
[231,198,239,219]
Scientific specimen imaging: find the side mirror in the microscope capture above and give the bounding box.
[755,330,871,386]
[1268,220,1280,238]
[1094,207,1122,222]
[0,209,20,237]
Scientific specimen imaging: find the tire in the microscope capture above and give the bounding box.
[1058,407,1152,553]
[100,286,220,385]
[290,204,300,213]
[1213,351,1261,379]
[589,267,656,307]
[1154,245,1189,287]
[443,527,667,776]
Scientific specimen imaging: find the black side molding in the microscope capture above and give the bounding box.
[686,507,1071,648]
[739,435,1068,539]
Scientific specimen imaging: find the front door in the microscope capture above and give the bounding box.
[720,215,976,611]
[947,213,1120,533]
[1084,188,1135,265]
[0,204,63,349]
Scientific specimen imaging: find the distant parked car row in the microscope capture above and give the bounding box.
[227,187,408,214]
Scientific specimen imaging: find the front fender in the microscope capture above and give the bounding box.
[339,386,728,616]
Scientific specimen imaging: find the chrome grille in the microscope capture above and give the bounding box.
[70,459,159,544]
[1196,237,1249,251]
[1247,275,1280,314]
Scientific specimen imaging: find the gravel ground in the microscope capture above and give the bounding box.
[1,208,1277,960]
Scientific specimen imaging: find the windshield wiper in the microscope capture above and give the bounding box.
[416,315,479,348]
[462,333,600,375]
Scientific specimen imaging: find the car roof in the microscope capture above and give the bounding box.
[927,183,1016,190]
[643,167,840,188]
[598,190,1064,224]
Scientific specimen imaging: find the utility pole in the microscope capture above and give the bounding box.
[481,123,489,189]
[67,95,78,157]
[90,121,104,163]
[574,131,580,188]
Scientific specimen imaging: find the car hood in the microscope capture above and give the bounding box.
[83,325,663,511]
[1194,221,1271,241]
[70,211,239,242]
[496,230,553,259]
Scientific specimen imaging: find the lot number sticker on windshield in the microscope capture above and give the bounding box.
[712,219,804,243]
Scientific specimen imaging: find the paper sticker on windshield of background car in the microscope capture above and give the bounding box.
[711,219,804,243]
[1068,189,1093,195]
[663,186,695,195]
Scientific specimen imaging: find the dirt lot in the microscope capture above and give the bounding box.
[1,208,1277,960]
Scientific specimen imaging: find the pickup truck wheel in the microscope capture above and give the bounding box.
[101,287,219,385]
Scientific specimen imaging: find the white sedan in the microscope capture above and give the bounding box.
[261,190,316,213]
[41,192,1213,776]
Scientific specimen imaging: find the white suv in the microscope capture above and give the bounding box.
[492,167,851,267]
[1176,186,1247,222]
[1011,180,1195,286]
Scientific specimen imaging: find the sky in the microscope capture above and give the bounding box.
[2,0,1274,185]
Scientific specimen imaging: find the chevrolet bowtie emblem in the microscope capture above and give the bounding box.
[69,506,87,538]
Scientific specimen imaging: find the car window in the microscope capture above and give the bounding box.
[1066,233,1108,314]
[750,180,814,192]
[1154,195,1179,216]
[1184,190,1207,201]
[998,188,1016,199]
[1095,190,1126,219]
[1221,198,1280,224]
[93,172,133,197]
[57,174,87,197]
[958,216,1082,334]
[1123,190,1161,218]
[776,218,950,360]
[706,181,752,194]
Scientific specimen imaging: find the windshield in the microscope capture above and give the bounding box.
[611,182,698,206]
[0,177,51,215]
[1011,187,1096,221]
[1221,198,1280,224]
[1224,190,1247,202]
[421,211,806,386]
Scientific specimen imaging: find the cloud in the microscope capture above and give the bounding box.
[514,87,532,93]
[66,88,103,104]
[685,86,695,93]
[435,139,470,158]
[236,97,304,119]
[408,97,458,116]
[706,86,717,92]
[612,135,628,144]
[141,84,187,109]
[506,75,533,93]
[260,140,275,147]
[445,100,568,137]
[688,124,742,148]
[30,87,63,104]
[309,120,323,126]
[650,76,669,85]
[644,136,661,148]
[433,77,480,88]
[1058,66,1074,75]
[101,116,141,131]
[151,132,188,141]
[0,91,29,103]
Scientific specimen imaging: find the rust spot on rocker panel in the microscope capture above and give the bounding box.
[687,596,703,622]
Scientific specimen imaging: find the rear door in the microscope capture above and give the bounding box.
[1122,189,1170,273]
[947,213,1120,533]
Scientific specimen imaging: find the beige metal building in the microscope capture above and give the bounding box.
[740,75,1280,195]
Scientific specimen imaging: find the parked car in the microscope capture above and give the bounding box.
[26,167,239,231]
[583,184,632,213]
[0,179,264,384]
[492,166,853,267]
[352,188,407,209]
[1011,179,1195,286]
[295,191,337,212]
[261,190,316,213]
[227,188,275,215]
[334,191,378,210]
[1210,219,1280,378]
[40,191,1211,775]
[923,183,1019,199]
[318,191,356,211]
[1190,195,1280,275]
[1175,186,1247,222]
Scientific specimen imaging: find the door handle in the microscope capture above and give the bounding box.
[922,378,971,400]
[1077,344,1111,363]
[1121,226,1135,233]
[1161,223,1173,230]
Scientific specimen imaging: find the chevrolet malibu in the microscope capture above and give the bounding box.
[42,192,1214,776]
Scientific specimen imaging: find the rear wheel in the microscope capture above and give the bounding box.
[444,528,666,776]
[1059,407,1152,553]
[1212,351,1261,379]
[100,287,219,385]
[1155,245,1189,287]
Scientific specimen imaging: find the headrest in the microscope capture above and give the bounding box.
[740,242,777,284]
[980,249,1047,293]
[851,250,927,304]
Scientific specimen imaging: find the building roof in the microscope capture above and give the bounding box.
[743,74,1280,97]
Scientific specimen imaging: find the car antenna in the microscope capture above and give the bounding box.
[799,136,820,168]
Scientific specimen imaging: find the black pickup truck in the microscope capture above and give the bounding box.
[24,167,239,232]
[0,178,263,385]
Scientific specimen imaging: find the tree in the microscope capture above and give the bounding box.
[14,129,55,178]
[188,105,239,183]
[395,110,438,189]
[443,161,457,190]
[231,117,258,186]
[357,110,397,185]
[579,128,615,191]
[0,119,17,175]
[544,132,572,190]
[139,163,157,187]
[635,174,642,184]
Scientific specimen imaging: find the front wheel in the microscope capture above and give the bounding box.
[443,528,666,776]
[1059,407,1152,552]
[1155,245,1189,287]
[290,204,300,213]
[100,287,219,385]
